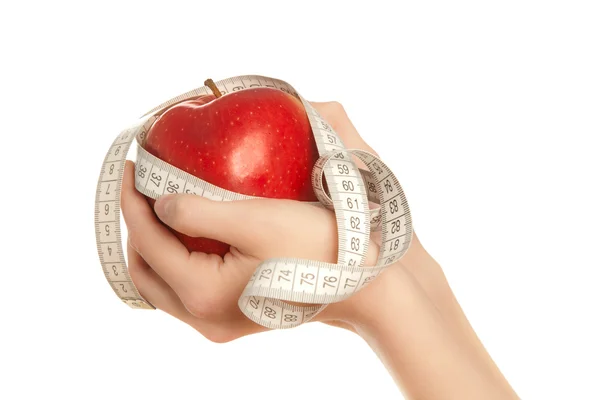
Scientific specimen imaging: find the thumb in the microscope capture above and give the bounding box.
[154,193,295,255]
[154,193,346,263]
[154,193,382,265]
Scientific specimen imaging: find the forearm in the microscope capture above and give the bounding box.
[350,265,517,399]
[399,236,518,397]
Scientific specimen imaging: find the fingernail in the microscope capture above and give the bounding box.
[155,195,175,221]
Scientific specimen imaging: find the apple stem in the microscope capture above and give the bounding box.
[204,79,222,98]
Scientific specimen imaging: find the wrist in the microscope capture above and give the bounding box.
[347,263,422,331]
[318,233,439,330]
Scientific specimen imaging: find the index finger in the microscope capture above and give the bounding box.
[120,160,195,293]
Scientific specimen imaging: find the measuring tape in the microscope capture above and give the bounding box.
[95,75,413,329]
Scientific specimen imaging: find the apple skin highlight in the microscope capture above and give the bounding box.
[143,87,320,256]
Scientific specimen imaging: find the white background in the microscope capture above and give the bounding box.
[1,1,599,399]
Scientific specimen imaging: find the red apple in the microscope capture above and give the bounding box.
[143,82,319,256]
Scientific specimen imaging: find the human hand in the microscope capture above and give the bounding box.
[122,156,389,339]
[121,100,519,398]
[120,100,424,341]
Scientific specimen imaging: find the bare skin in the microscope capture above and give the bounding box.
[121,101,519,399]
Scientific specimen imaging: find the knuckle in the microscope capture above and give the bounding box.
[327,101,346,115]
[169,197,187,224]
[182,296,211,318]
[127,232,142,255]
[200,327,237,344]
[169,196,198,232]
[182,289,224,319]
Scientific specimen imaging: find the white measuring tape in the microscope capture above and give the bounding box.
[95,75,413,329]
